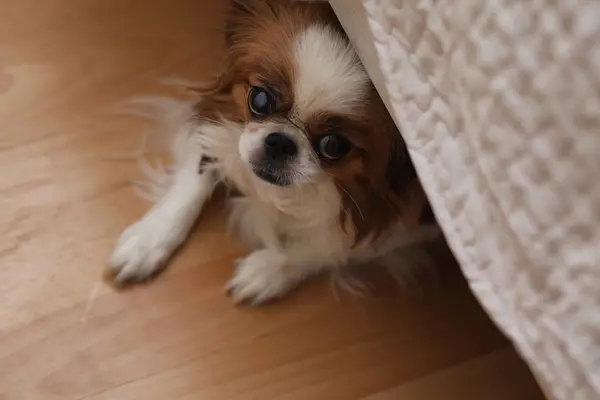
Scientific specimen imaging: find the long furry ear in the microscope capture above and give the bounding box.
[338,109,427,244]
[225,0,281,47]
[190,56,245,123]
[189,1,279,116]
[385,137,418,200]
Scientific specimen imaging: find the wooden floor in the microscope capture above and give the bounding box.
[0,1,545,399]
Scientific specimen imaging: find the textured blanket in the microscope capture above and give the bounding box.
[329,0,600,399]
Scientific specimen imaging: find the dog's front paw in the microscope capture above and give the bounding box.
[226,249,296,305]
[107,215,181,285]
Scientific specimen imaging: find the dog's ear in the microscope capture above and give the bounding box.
[226,0,281,47]
[229,0,279,13]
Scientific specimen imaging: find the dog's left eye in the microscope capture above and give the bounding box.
[318,135,351,160]
[248,86,275,117]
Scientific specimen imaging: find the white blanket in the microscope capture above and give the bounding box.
[329,1,600,399]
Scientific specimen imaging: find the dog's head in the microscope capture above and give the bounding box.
[196,0,427,242]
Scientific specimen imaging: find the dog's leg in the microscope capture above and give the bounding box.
[108,130,216,284]
[226,235,346,305]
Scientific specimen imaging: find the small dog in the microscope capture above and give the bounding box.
[107,0,438,304]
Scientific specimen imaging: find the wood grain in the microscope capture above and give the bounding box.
[0,1,545,399]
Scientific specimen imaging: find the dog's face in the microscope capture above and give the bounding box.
[197,0,424,241]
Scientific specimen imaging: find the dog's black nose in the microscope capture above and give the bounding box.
[264,132,298,160]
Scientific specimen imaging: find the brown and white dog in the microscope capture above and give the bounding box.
[107,0,438,304]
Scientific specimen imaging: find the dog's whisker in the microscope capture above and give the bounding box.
[323,171,365,222]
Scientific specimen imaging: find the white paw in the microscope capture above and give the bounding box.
[226,249,296,305]
[107,215,181,284]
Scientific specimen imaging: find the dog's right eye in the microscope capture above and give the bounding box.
[318,134,351,160]
[248,86,275,117]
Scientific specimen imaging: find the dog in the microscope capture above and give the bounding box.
[107,0,439,304]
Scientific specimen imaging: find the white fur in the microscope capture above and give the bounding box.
[108,124,217,281]
[293,25,370,119]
